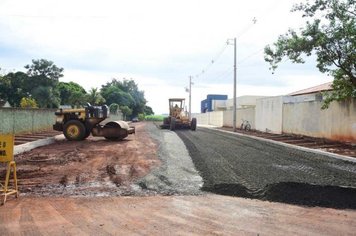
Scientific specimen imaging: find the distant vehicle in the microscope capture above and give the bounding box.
[132,117,139,122]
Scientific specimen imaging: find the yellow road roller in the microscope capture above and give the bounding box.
[53,103,135,141]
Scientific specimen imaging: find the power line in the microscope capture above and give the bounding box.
[193,42,228,79]
[238,47,265,65]
[191,15,260,81]
[236,17,258,38]
[203,67,233,82]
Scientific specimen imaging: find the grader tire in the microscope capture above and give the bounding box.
[191,118,197,131]
[163,117,169,125]
[63,120,86,141]
[170,117,176,131]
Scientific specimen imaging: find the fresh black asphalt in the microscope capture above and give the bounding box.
[176,127,356,209]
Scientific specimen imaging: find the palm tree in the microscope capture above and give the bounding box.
[87,88,105,105]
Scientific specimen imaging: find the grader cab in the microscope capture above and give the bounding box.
[161,98,197,131]
[53,103,135,141]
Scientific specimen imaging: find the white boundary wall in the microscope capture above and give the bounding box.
[283,100,356,143]
[193,108,255,128]
[194,97,356,143]
[223,108,255,129]
[192,111,223,127]
[255,96,284,134]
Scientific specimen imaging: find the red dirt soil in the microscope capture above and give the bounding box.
[1,122,160,196]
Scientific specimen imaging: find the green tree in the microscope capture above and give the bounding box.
[20,97,38,108]
[144,105,154,115]
[56,81,87,105]
[25,59,64,87]
[86,88,105,105]
[31,86,60,108]
[138,113,145,121]
[120,105,132,120]
[109,103,120,114]
[68,90,87,108]
[264,0,356,108]
[121,79,147,116]
[24,59,63,108]
[0,60,64,107]
[0,72,31,107]
[101,80,135,107]
[100,78,148,118]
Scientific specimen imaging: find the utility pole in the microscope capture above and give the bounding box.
[227,37,237,131]
[233,37,237,132]
[189,76,192,120]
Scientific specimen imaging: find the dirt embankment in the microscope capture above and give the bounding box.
[3,122,160,196]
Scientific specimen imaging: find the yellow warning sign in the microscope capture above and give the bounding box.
[0,134,14,163]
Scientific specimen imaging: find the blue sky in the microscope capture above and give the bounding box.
[0,0,332,114]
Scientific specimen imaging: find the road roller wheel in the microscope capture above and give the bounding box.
[63,120,86,141]
[104,136,123,141]
[103,122,127,141]
[83,128,91,139]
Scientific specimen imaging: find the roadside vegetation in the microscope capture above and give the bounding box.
[144,115,165,121]
[0,59,154,119]
[265,0,356,108]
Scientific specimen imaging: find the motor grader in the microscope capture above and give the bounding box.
[161,98,197,131]
[53,103,135,141]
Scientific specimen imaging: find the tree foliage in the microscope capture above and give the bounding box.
[101,79,148,118]
[109,103,120,114]
[32,86,60,108]
[0,60,152,113]
[20,97,38,108]
[0,59,65,108]
[143,105,154,115]
[25,59,63,87]
[264,0,356,108]
[0,72,30,106]
[86,88,106,105]
[56,81,87,106]
[120,105,132,120]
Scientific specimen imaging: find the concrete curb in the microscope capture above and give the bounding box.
[14,134,65,155]
[198,125,356,164]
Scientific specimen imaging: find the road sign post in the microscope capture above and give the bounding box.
[0,134,19,205]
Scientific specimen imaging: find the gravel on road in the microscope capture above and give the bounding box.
[177,127,356,209]
[137,122,203,195]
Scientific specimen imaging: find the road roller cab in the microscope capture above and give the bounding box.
[53,103,135,141]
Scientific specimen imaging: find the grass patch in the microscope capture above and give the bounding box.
[145,115,165,121]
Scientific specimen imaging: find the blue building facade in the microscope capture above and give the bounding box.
[201,94,228,113]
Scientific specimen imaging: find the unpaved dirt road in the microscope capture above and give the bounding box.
[1,122,202,196]
[6,122,160,196]
[1,122,356,235]
[177,128,356,209]
[2,195,356,235]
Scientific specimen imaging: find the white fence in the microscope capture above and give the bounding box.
[283,99,356,143]
[193,97,356,143]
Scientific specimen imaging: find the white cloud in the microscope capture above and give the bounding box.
[0,0,330,115]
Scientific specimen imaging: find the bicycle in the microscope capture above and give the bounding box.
[240,119,251,131]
